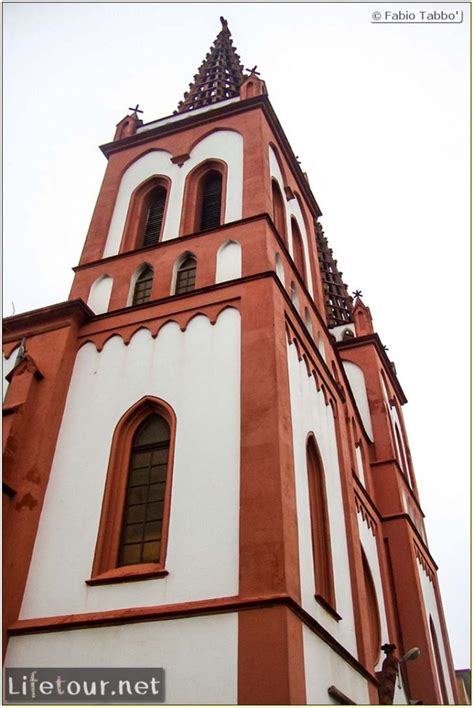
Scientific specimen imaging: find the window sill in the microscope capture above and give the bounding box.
[315,593,342,621]
[86,564,169,586]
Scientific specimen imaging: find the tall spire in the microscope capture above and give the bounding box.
[176,17,245,113]
[315,220,353,327]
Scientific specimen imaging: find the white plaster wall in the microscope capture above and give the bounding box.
[355,445,366,487]
[330,323,356,342]
[20,308,240,618]
[3,347,19,401]
[357,514,390,672]
[287,342,357,655]
[416,562,455,703]
[268,146,315,297]
[6,614,238,705]
[303,625,370,704]
[215,241,241,283]
[87,274,113,314]
[104,130,243,256]
[275,252,285,285]
[342,361,374,441]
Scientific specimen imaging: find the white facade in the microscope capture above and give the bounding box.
[19,308,241,619]
[6,614,238,705]
[287,341,357,656]
[103,130,244,256]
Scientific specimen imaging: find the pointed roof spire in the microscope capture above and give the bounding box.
[314,220,353,327]
[176,17,245,113]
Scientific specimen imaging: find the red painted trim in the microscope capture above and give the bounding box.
[8,592,378,685]
[85,566,169,586]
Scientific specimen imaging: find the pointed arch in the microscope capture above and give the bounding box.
[429,616,449,704]
[90,396,176,582]
[291,217,307,285]
[290,281,300,313]
[306,434,336,610]
[216,240,241,283]
[180,159,227,235]
[129,264,154,306]
[360,547,381,666]
[172,252,197,295]
[304,307,313,336]
[121,175,171,252]
[87,274,113,315]
[275,253,285,285]
[271,179,288,246]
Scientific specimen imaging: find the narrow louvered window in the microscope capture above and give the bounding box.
[132,267,153,305]
[175,257,197,295]
[199,171,222,231]
[143,188,166,247]
[118,415,170,566]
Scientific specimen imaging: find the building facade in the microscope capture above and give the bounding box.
[3,19,458,705]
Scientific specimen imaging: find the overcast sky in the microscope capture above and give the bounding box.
[4,2,470,669]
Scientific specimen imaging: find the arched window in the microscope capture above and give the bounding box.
[271,179,287,245]
[143,187,166,246]
[291,217,307,285]
[307,435,336,609]
[121,177,170,252]
[361,548,381,666]
[118,415,171,566]
[199,170,223,231]
[89,396,176,583]
[175,256,197,295]
[290,281,300,312]
[132,266,153,305]
[430,616,449,704]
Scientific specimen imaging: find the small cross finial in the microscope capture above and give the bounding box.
[246,65,260,76]
[128,104,143,115]
[353,289,363,298]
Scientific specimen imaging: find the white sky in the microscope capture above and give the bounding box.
[4,2,470,669]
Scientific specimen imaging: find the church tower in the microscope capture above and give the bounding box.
[3,19,458,705]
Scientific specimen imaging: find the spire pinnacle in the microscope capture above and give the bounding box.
[176,18,245,113]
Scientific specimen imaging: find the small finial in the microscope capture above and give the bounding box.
[245,65,261,76]
[128,104,143,116]
[220,16,228,30]
[352,289,363,298]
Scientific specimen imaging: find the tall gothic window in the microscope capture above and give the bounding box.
[142,187,166,246]
[271,179,287,245]
[175,256,197,295]
[307,435,336,610]
[291,217,307,285]
[132,266,153,305]
[199,170,223,231]
[118,415,171,566]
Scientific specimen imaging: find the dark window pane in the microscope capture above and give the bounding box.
[142,541,161,563]
[135,416,170,446]
[127,504,146,524]
[149,482,166,502]
[200,171,222,231]
[132,267,153,306]
[129,485,149,505]
[124,523,144,544]
[129,468,150,487]
[118,413,170,567]
[150,465,168,483]
[175,257,197,295]
[144,521,162,541]
[121,544,142,565]
[143,188,166,247]
[146,501,164,521]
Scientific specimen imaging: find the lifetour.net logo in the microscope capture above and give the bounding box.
[4,668,165,704]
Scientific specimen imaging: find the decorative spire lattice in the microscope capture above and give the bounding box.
[315,220,353,327]
[176,17,245,114]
